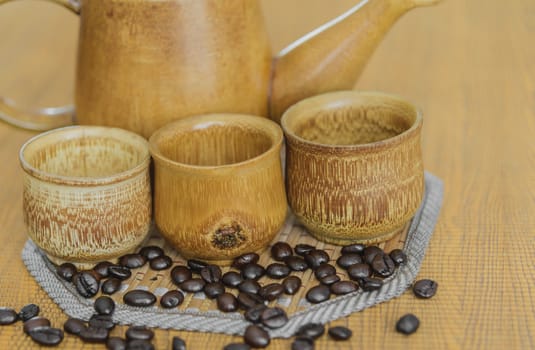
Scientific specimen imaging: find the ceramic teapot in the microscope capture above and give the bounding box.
[0,0,440,138]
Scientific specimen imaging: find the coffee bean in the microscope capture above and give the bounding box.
[123,290,157,307]
[160,290,185,308]
[304,250,330,269]
[237,292,265,310]
[119,253,147,269]
[187,259,208,273]
[63,317,86,335]
[172,336,187,350]
[238,280,261,295]
[79,326,109,342]
[295,323,325,339]
[200,265,222,283]
[244,325,270,348]
[232,253,259,269]
[126,325,154,341]
[266,263,291,279]
[305,285,330,304]
[330,281,358,295]
[319,274,340,286]
[341,243,365,255]
[271,242,293,261]
[363,246,384,265]
[217,293,238,312]
[328,326,352,340]
[94,296,115,315]
[127,339,154,350]
[260,307,288,329]
[282,276,302,295]
[56,262,77,282]
[291,337,314,350]
[358,277,383,291]
[201,282,224,299]
[222,271,244,288]
[294,244,315,256]
[258,283,284,301]
[413,279,438,299]
[389,249,407,266]
[28,327,64,346]
[101,278,122,295]
[106,336,127,350]
[244,304,267,324]
[0,308,18,325]
[371,253,396,277]
[285,256,308,272]
[396,314,420,334]
[314,264,336,280]
[150,255,173,270]
[108,265,132,280]
[23,317,50,334]
[74,271,100,298]
[19,303,39,321]
[179,278,206,293]
[336,254,363,269]
[93,261,113,278]
[89,314,115,330]
[139,246,164,260]
[241,263,265,280]
[224,343,250,350]
[347,263,371,280]
[171,265,192,285]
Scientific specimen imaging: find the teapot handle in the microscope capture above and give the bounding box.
[0,0,80,131]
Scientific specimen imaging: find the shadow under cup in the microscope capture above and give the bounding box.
[149,114,287,263]
[281,91,424,245]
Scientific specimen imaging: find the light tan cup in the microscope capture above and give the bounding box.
[281,91,424,245]
[19,126,152,268]
[149,114,288,264]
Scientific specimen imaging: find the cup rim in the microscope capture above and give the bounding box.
[149,113,283,171]
[19,125,151,186]
[280,90,423,151]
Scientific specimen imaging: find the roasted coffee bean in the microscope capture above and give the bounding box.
[222,271,244,288]
[241,263,265,280]
[244,325,270,348]
[336,254,363,269]
[341,243,365,255]
[23,317,50,334]
[347,263,371,280]
[126,325,154,341]
[266,263,291,279]
[0,308,18,325]
[282,276,302,295]
[358,277,383,291]
[179,278,206,293]
[271,242,293,261]
[93,261,113,278]
[79,326,109,342]
[314,264,336,280]
[396,314,420,335]
[305,285,330,304]
[304,250,330,269]
[74,271,100,298]
[217,293,238,312]
[295,323,325,339]
[19,303,40,321]
[170,265,192,285]
[106,336,127,350]
[224,343,250,350]
[119,253,147,269]
[330,281,358,295]
[172,336,187,350]
[89,314,115,330]
[101,278,122,295]
[149,255,173,270]
[260,307,288,329]
[94,296,115,316]
[200,265,222,283]
[187,259,208,273]
[319,274,340,286]
[328,326,352,340]
[413,279,438,299]
[238,279,261,295]
[259,283,284,301]
[108,265,132,280]
[232,253,259,269]
[63,317,86,335]
[127,339,154,350]
[363,246,384,265]
[389,249,407,266]
[139,246,164,260]
[291,337,314,350]
[237,292,265,310]
[204,282,225,299]
[371,253,396,277]
[57,263,77,282]
[285,256,308,272]
[244,304,267,324]
[123,290,157,307]
[294,244,315,256]
[29,327,64,346]
[160,290,185,308]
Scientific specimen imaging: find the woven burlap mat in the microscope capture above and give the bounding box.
[21,171,443,339]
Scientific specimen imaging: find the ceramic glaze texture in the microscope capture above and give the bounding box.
[20,126,152,268]
[282,91,424,244]
[150,114,287,263]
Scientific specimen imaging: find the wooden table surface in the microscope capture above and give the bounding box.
[0,0,533,349]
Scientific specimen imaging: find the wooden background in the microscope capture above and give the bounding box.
[0,0,534,349]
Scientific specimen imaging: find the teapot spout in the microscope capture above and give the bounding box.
[269,0,442,122]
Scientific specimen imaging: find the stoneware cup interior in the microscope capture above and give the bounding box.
[281,91,424,245]
[20,126,152,268]
[149,114,287,264]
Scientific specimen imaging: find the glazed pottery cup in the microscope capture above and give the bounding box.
[281,91,424,245]
[149,114,287,263]
[20,126,152,268]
